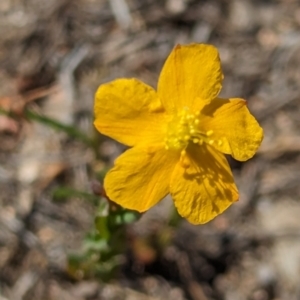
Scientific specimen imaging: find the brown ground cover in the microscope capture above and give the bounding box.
[1,0,300,299]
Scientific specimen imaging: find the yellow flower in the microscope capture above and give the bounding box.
[94,43,263,224]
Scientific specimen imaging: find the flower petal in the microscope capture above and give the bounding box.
[94,78,166,147]
[104,145,179,212]
[170,144,238,224]
[201,98,263,161]
[157,43,223,113]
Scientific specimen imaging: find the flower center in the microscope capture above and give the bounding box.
[165,107,220,151]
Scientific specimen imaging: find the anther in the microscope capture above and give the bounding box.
[208,140,214,145]
[164,108,205,151]
[180,150,190,168]
[206,130,214,136]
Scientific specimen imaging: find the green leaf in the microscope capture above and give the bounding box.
[121,210,140,224]
[25,109,93,146]
[52,186,99,203]
[95,216,110,240]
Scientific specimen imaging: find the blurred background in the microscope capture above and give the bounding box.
[1,0,300,299]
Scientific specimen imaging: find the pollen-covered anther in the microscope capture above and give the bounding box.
[180,150,190,168]
[165,108,205,150]
[206,130,214,136]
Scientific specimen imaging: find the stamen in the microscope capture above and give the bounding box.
[206,130,214,136]
[164,107,217,151]
[180,150,190,168]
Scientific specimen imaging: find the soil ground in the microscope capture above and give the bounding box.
[1,0,300,299]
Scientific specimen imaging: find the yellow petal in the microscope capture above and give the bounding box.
[170,144,238,224]
[104,145,179,212]
[157,44,223,113]
[94,78,166,147]
[201,98,263,161]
